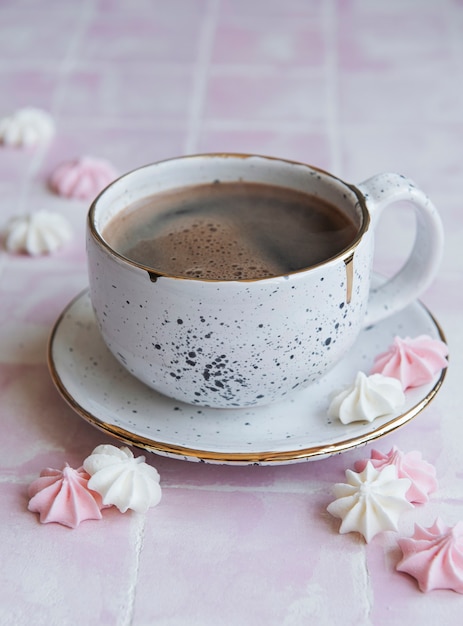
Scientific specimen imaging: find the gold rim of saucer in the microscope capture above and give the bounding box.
[47,291,447,465]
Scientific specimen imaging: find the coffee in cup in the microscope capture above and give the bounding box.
[102,181,360,281]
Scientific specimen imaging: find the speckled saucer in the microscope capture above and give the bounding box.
[48,290,447,466]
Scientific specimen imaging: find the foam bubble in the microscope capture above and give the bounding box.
[104,181,359,280]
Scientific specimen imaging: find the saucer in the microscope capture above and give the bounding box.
[48,290,447,466]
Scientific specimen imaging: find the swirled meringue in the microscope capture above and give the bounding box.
[354,447,438,504]
[83,444,162,514]
[49,156,118,200]
[3,210,72,255]
[328,372,405,424]
[0,107,55,147]
[28,464,103,528]
[397,518,463,593]
[371,335,448,390]
[327,462,413,542]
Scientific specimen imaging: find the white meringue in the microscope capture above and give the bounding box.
[3,210,73,255]
[0,107,55,147]
[328,371,405,424]
[327,462,413,542]
[354,447,438,504]
[83,444,162,514]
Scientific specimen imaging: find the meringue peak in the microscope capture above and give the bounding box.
[0,107,55,147]
[83,444,162,514]
[49,156,118,201]
[328,371,405,424]
[28,464,103,528]
[327,462,413,542]
[354,446,438,503]
[3,210,72,255]
[371,335,448,390]
[397,518,463,593]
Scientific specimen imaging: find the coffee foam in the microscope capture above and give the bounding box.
[103,181,359,280]
[125,215,282,279]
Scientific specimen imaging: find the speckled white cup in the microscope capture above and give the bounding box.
[87,154,443,408]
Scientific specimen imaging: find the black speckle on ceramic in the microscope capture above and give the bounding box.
[87,228,373,408]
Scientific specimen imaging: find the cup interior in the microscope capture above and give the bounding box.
[88,154,368,275]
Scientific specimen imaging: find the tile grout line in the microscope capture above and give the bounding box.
[119,513,147,626]
[50,0,96,118]
[16,0,95,216]
[162,481,328,496]
[324,0,342,176]
[443,0,463,68]
[16,142,53,214]
[183,0,220,155]
[12,116,459,133]
[357,547,375,625]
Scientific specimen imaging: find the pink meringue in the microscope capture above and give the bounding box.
[354,447,438,504]
[49,156,118,201]
[397,518,463,593]
[371,335,448,390]
[28,464,104,528]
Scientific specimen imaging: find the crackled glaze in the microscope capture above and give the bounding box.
[86,155,443,408]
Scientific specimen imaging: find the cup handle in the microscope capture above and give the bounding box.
[356,172,444,327]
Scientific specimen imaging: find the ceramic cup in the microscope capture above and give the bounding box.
[87,154,443,409]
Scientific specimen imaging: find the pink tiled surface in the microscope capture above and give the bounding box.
[1,1,463,624]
